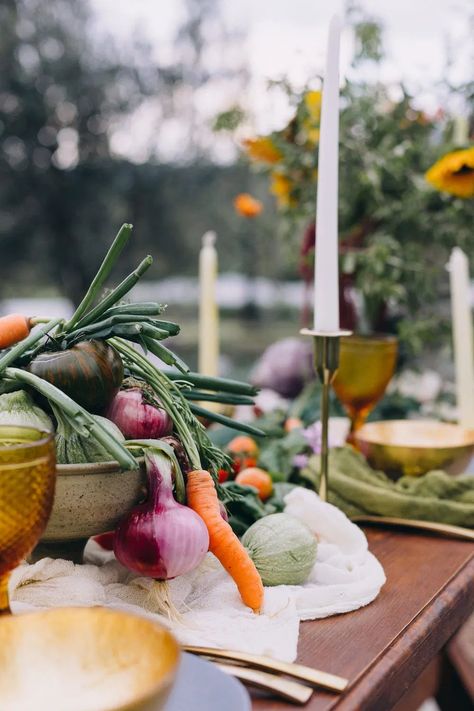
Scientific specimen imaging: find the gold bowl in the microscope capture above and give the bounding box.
[355,420,474,477]
[0,607,180,711]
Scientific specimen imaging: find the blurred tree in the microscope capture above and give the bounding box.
[0,0,260,307]
[0,0,162,303]
[169,0,249,161]
[345,1,385,65]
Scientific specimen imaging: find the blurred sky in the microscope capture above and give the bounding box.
[91,0,472,162]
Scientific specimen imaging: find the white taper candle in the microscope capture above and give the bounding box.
[313,14,341,332]
[198,231,219,377]
[448,247,474,427]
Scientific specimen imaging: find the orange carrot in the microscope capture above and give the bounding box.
[0,314,31,349]
[186,469,264,613]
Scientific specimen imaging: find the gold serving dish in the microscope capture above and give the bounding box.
[355,420,474,477]
[0,607,180,711]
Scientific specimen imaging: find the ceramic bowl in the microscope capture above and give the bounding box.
[0,607,180,711]
[39,459,146,555]
[355,420,474,477]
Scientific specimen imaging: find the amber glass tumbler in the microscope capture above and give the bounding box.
[0,425,56,613]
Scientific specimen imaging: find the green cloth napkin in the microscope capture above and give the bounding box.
[304,447,474,528]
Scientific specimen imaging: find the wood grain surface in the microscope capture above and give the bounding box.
[252,528,474,711]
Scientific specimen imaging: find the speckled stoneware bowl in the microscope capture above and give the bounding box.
[37,459,146,560]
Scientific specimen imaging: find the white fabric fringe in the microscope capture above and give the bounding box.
[10,488,385,662]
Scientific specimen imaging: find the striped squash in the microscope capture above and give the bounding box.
[28,340,123,413]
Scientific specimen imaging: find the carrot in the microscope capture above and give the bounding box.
[0,314,31,349]
[186,469,264,613]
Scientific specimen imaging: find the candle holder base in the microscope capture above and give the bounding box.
[300,328,352,501]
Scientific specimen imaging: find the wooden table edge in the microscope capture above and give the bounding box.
[332,552,474,710]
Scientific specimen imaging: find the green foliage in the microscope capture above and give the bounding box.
[347,2,385,65]
[213,106,246,132]
[220,481,274,536]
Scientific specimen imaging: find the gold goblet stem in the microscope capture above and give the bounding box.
[319,370,330,502]
[301,329,352,502]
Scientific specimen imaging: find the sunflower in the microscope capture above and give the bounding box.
[243,137,282,164]
[270,172,293,208]
[425,147,474,198]
[234,193,263,218]
[304,90,322,124]
[304,126,320,146]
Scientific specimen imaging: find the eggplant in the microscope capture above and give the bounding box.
[27,340,123,413]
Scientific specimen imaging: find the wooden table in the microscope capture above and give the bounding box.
[252,528,474,711]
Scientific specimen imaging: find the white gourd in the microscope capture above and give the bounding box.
[242,513,317,586]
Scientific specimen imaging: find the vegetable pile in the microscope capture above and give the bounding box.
[0,224,273,611]
[0,224,262,473]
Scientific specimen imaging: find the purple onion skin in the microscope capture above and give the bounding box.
[106,388,173,440]
[114,449,209,580]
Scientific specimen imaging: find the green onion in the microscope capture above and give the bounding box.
[63,223,133,332]
[143,337,189,373]
[189,403,265,437]
[74,255,153,330]
[103,302,166,318]
[149,320,181,336]
[64,315,171,347]
[182,391,255,405]
[165,371,258,396]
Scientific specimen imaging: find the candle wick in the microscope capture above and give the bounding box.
[202,230,217,248]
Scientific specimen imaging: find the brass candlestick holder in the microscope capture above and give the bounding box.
[301,328,352,501]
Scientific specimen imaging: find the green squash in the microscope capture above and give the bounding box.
[242,513,317,586]
[55,414,125,465]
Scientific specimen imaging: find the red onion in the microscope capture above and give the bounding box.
[114,445,209,579]
[106,387,173,439]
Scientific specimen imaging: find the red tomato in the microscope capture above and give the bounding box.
[218,468,230,483]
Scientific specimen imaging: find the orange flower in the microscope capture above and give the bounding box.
[234,193,263,217]
[243,137,282,164]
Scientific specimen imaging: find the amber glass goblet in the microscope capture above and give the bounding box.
[332,335,398,442]
[0,425,56,614]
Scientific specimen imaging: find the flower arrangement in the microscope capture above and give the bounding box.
[240,81,473,353]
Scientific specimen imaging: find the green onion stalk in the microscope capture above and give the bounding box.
[70,255,153,331]
[62,223,133,332]
[164,371,258,396]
